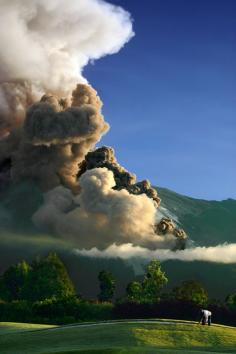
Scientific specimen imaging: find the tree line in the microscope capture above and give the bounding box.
[0,253,236,325]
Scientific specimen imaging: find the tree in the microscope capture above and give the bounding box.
[142,260,168,303]
[126,281,143,303]
[22,253,75,301]
[225,294,236,311]
[173,280,208,306]
[98,270,116,302]
[126,260,168,303]
[0,260,31,301]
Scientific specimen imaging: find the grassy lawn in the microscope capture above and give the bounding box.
[0,322,57,334]
[1,320,236,354]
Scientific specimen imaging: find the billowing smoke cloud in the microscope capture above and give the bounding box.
[0,88,187,250]
[74,243,236,264]
[33,167,181,249]
[0,0,134,137]
[78,146,161,206]
[0,81,40,137]
[0,84,109,191]
[0,84,187,250]
[0,0,191,256]
[9,85,109,191]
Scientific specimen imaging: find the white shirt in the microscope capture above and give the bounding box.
[202,310,212,320]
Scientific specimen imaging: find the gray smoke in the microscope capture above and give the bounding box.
[10,85,109,191]
[78,146,161,206]
[0,85,109,192]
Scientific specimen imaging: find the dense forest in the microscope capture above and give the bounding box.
[1,253,236,326]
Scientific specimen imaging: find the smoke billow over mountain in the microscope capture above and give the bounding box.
[33,167,183,249]
[11,85,109,192]
[0,0,233,265]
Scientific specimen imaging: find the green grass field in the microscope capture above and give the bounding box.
[1,320,236,354]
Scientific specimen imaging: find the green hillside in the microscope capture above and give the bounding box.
[1,320,236,354]
[156,188,236,299]
[162,260,236,299]
[0,186,236,300]
[157,187,236,246]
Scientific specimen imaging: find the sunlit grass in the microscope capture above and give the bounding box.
[1,320,236,354]
[0,322,57,334]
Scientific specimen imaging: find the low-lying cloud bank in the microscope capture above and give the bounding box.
[74,243,236,264]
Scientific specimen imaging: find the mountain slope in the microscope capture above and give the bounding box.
[0,186,236,300]
[157,187,236,246]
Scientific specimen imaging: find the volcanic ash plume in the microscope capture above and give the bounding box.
[0,83,187,250]
[0,0,134,137]
[0,0,188,252]
[33,167,181,249]
[78,146,161,206]
[77,146,187,249]
[8,85,109,191]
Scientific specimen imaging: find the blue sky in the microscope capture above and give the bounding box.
[84,0,236,200]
